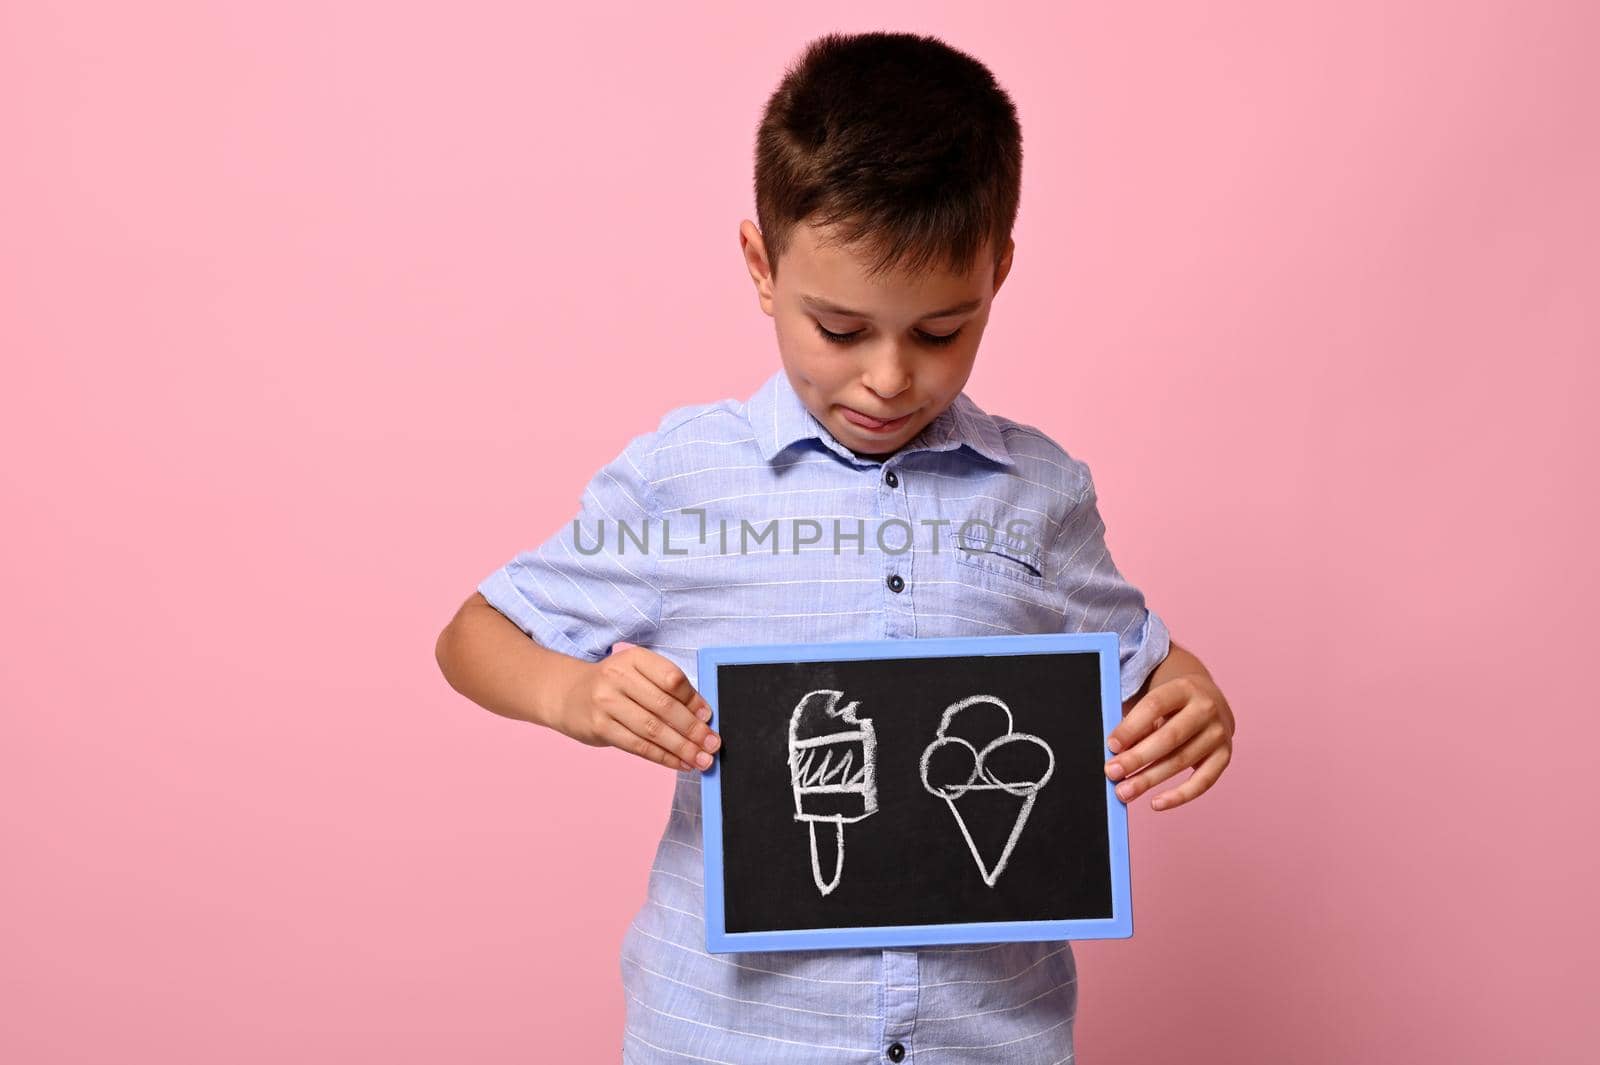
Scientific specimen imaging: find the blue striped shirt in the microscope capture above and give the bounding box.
[478,367,1170,1064]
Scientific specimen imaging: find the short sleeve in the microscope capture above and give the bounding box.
[477,431,663,662]
[1048,469,1172,701]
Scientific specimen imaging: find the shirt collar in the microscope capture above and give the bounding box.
[745,368,1015,468]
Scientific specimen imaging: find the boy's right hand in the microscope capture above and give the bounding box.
[556,641,720,773]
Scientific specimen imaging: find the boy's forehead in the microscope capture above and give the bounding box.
[784,221,991,314]
[801,291,984,320]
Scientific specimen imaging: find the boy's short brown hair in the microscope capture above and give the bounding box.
[754,31,1023,282]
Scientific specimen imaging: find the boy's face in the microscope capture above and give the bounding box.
[741,218,1014,460]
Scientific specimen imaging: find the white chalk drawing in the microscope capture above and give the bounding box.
[788,689,879,895]
[920,695,1055,887]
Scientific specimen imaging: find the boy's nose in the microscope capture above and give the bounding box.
[862,352,913,401]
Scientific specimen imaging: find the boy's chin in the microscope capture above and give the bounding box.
[837,420,917,457]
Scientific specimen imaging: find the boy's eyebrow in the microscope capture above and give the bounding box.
[801,294,983,320]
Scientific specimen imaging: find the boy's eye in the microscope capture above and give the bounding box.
[813,321,964,348]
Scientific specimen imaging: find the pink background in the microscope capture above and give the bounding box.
[4,2,1594,1061]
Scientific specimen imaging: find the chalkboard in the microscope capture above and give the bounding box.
[697,632,1132,953]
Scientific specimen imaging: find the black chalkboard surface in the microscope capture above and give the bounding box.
[697,633,1132,953]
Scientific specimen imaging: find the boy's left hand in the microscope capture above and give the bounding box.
[1103,673,1235,811]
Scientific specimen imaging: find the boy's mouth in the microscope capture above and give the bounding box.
[839,405,915,433]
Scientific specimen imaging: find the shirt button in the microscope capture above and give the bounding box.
[886,574,905,593]
[884,469,899,488]
[886,1043,906,1062]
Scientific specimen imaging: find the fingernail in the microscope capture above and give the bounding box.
[1107,738,1123,754]
[1116,782,1133,800]
[702,734,720,753]
[1152,799,1168,810]
[1104,761,1124,781]
[696,751,712,769]
[698,706,712,722]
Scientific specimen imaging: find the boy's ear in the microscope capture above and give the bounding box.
[739,219,777,316]
[992,237,1016,295]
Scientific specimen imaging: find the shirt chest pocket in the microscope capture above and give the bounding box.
[946,525,1049,588]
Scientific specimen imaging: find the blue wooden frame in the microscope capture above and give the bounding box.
[697,631,1132,953]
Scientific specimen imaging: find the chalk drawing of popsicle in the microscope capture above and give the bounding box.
[788,689,879,896]
[920,695,1055,887]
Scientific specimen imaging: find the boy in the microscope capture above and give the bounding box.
[437,30,1235,1064]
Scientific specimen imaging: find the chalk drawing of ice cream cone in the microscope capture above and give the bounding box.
[920,695,1055,887]
[788,689,879,896]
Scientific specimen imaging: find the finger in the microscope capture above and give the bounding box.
[615,670,719,769]
[600,717,697,773]
[1112,721,1227,804]
[1151,743,1232,811]
[593,651,713,766]
[618,663,720,757]
[1106,698,1210,782]
[612,642,715,728]
[1108,681,1190,755]
[631,648,717,727]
